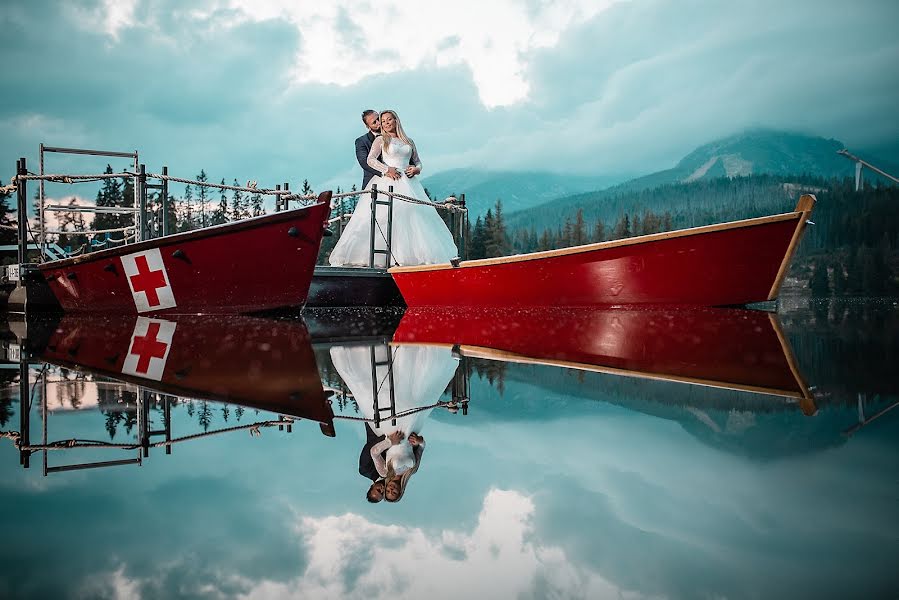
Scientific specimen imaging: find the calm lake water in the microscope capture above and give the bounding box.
[1,299,897,599]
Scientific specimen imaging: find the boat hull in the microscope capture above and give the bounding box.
[34,313,334,424]
[394,306,812,407]
[38,195,331,314]
[390,197,814,308]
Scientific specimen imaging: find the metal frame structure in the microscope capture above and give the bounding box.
[39,144,141,249]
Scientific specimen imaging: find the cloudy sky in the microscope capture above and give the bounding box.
[1,0,898,195]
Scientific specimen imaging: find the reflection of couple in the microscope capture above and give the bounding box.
[330,343,459,503]
[328,109,458,268]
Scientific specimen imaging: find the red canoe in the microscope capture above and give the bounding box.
[38,192,332,314]
[35,313,334,424]
[394,306,815,413]
[389,195,815,308]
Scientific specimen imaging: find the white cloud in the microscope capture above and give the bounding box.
[66,0,139,41]
[234,488,652,600]
[222,0,616,108]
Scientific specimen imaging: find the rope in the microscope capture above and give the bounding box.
[333,400,452,422]
[147,173,304,197]
[43,225,135,236]
[324,189,465,213]
[15,172,137,183]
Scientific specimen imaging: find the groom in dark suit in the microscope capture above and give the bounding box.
[356,109,384,190]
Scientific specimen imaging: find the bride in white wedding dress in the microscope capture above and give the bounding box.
[328,110,458,267]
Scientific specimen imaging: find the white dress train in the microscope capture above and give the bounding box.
[328,136,458,267]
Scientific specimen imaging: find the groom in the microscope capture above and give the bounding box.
[355,109,402,189]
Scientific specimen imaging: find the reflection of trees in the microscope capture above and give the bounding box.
[782,299,899,396]
[473,360,507,396]
[55,368,89,410]
[221,405,230,422]
[235,406,244,421]
[0,368,17,427]
[198,401,212,432]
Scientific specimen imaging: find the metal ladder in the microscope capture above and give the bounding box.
[370,344,397,427]
[368,184,395,268]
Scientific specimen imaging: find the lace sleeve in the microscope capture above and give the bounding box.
[370,437,392,477]
[409,142,422,171]
[367,136,390,175]
[408,440,425,475]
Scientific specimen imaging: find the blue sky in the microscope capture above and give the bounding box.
[1,0,898,197]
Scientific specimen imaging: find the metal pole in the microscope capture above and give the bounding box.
[369,184,378,268]
[39,144,45,254]
[370,346,380,428]
[164,396,172,455]
[460,193,467,259]
[283,182,289,214]
[139,164,148,241]
[275,184,281,213]
[133,151,139,239]
[387,185,394,267]
[161,166,169,236]
[18,359,30,468]
[16,159,27,270]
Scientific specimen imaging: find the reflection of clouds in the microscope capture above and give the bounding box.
[238,489,651,599]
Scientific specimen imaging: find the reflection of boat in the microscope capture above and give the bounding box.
[33,314,334,424]
[389,195,814,308]
[37,194,332,314]
[394,306,815,414]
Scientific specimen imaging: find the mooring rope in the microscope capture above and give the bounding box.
[333,400,454,423]
[42,225,135,236]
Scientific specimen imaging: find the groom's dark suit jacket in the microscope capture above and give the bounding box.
[359,422,386,482]
[355,131,382,190]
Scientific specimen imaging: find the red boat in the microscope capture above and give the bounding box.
[389,195,815,307]
[394,306,815,413]
[34,313,335,425]
[38,192,332,314]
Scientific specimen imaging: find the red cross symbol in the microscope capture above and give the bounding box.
[129,322,169,374]
[128,255,167,307]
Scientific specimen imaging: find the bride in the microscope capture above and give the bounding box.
[328,110,459,267]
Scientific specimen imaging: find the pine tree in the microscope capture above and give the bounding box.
[469,216,487,259]
[592,220,606,243]
[251,191,264,217]
[301,179,314,197]
[0,180,15,245]
[572,208,586,246]
[196,170,209,228]
[808,260,830,296]
[211,178,228,225]
[612,214,631,239]
[182,184,194,231]
[486,200,509,257]
[231,181,244,221]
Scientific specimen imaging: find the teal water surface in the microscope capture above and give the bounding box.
[0,299,897,599]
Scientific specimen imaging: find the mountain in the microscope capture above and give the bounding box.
[505,129,899,232]
[420,169,627,218]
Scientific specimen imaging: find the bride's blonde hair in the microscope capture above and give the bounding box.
[380,110,414,153]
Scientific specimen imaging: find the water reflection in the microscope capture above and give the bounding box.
[0,301,897,599]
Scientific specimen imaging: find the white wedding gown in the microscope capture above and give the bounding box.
[330,343,459,473]
[328,137,458,267]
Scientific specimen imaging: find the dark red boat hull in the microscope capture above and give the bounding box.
[394,307,813,408]
[38,195,331,314]
[390,198,814,308]
[37,314,334,424]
